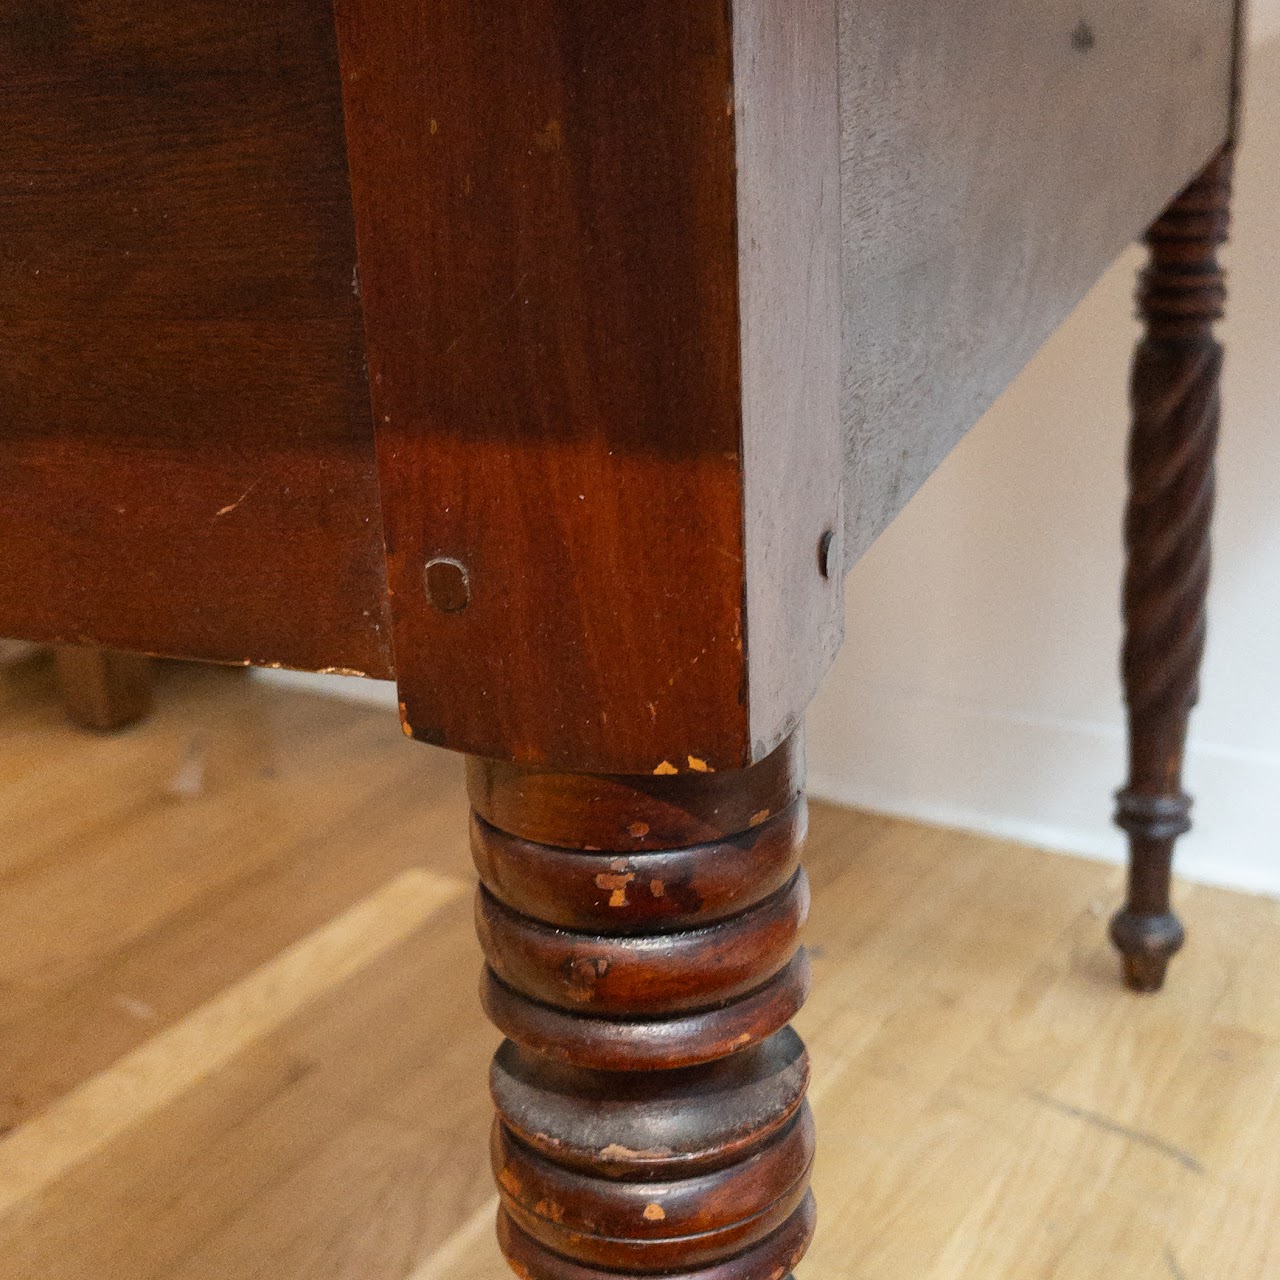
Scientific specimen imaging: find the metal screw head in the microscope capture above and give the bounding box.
[425,557,471,613]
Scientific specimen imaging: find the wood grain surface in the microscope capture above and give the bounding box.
[736,0,845,761]
[333,0,746,771]
[1,660,1276,1279]
[334,0,844,772]
[837,0,1240,562]
[1112,148,1234,993]
[0,0,391,677]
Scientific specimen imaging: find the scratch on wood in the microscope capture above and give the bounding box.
[1027,1091,1205,1174]
[599,1142,672,1162]
[215,478,262,518]
[442,274,527,357]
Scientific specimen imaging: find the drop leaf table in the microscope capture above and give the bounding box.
[0,2,1247,1275]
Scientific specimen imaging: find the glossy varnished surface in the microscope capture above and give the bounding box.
[335,0,846,772]
[0,0,391,677]
[1,661,1276,1278]
[471,740,816,1275]
[334,0,757,771]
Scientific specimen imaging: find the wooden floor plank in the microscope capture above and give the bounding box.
[0,868,466,1218]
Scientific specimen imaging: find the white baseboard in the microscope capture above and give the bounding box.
[807,691,1280,900]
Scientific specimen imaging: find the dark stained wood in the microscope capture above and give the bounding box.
[837,0,1240,565]
[471,801,806,934]
[0,0,1242,726]
[490,1030,810,1178]
[476,873,807,1016]
[333,0,746,772]
[493,1109,814,1272]
[482,955,811,1077]
[467,734,804,853]
[497,1192,815,1280]
[0,5,1255,1274]
[475,735,816,1277]
[53,646,151,731]
[334,0,844,772]
[1112,148,1233,994]
[0,0,392,678]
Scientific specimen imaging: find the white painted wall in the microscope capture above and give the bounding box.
[264,15,1280,897]
[809,20,1280,897]
[1257,0,1280,45]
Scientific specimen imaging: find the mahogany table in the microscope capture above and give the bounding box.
[0,2,1247,1275]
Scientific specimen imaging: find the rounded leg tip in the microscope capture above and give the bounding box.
[1121,952,1171,993]
[1110,910,1184,994]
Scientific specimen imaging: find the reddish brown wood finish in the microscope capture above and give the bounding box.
[0,0,392,677]
[469,801,805,935]
[473,736,815,1278]
[1112,148,1234,994]
[333,0,843,774]
[53,647,152,732]
[468,736,805,856]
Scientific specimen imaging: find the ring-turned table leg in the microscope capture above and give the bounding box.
[1112,147,1233,993]
[468,735,816,1279]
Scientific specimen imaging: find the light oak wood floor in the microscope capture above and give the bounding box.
[1,657,1276,1280]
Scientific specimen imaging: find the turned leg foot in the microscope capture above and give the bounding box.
[1110,904,1185,994]
[1112,147,1232,993]
[468,736,815,1278]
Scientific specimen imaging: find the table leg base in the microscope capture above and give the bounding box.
[1110,905,1185,994]
[468,736,816,1279]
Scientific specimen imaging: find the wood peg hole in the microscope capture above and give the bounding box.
[425,557,470,613]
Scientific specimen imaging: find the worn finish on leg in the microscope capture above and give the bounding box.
[1112,148,1233,994]
[469,735,815,1279]
[54,647,153,732]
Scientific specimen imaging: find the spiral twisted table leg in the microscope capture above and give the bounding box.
[468,735,815,1279]
[1112,148,1233,993]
